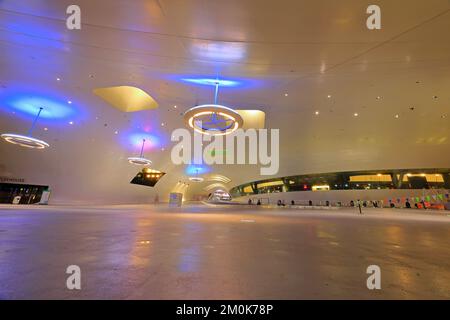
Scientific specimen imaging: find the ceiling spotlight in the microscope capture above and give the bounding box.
[284,93,289,97]
[376,96,382,100]
[131,168,165,187]
[174,105,177,109]
[161,122,165,127]
[395,114,399,118]
[354,113,359,117]
[128,139,152,166]
[67,100,72,104]
[327,95,331,98]
[184,81,243,136]
[56,77,61,81]
[315,111,320,115]
[1,107,50,149]
[69,121,74,125]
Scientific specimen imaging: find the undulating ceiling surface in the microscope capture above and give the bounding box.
[0,0,449,204]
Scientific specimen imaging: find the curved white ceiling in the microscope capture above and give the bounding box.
[0,0,449,204]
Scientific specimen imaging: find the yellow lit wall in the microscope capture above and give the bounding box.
[403,174,444,182]
[350,175,392,182]
[257,180,284,188]
[312,185,330,191]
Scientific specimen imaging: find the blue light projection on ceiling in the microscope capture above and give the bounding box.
[1,90,83,123]
[181,78,241,87]
[4,95,74,119]
[166,74,260,90]
[121,131,165,152]
[120,111,168,152]
[185,164,211,175]
[4,16,66,50]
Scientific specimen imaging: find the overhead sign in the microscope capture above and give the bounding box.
[0,177,25,183]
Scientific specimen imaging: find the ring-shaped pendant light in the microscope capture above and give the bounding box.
[183,81,243,136]
[128,138,152,165]
[1,107,50,149]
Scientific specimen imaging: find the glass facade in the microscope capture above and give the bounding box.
[230,168,450,197]
[0,183,49,204]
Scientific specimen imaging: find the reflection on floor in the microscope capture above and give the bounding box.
[0,204,449,299]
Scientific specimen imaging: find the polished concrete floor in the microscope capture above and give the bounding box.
[0,204,449,299]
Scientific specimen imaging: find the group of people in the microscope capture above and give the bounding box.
[247,199,329,207]
[350,200,379,208]
[277,200,286,206]
[246,197,435,210]
[350,199,428,209]
[247,199,261,205]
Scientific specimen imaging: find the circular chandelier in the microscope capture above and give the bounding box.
[1,107,50,149]
[184,104,243,136]
[0,133,49,149]
[184,81,243,136]
[128,139,152,166]
[188,168,204,182]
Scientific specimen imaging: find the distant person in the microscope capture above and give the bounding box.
[357,199,362,214]
[291,200,295,206]
[414,203,418,209]
[257,199,261,206]
[308,200,313,206]
[390,203,395,208]
[277,200,282,206]
[405,201,411,208]
[350,200,355,207]
[326,200,330,207]
[281,200,286,207]
[248,199,252,205]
